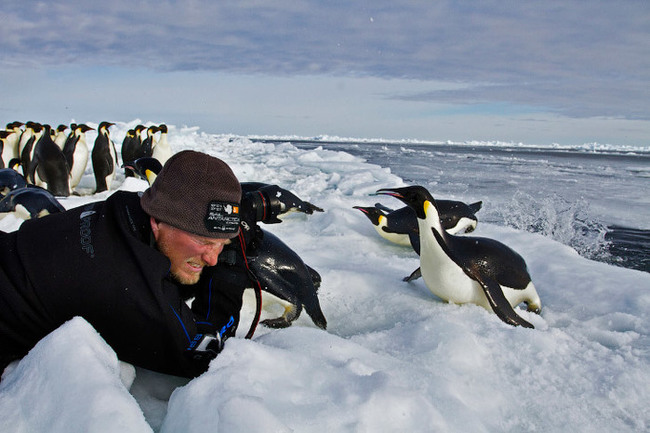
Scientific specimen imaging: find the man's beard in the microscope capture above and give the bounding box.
[156,238,204,285]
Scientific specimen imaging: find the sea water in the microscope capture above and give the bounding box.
[260,139,650,273]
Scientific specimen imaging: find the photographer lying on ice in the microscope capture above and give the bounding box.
[0,150,309,378]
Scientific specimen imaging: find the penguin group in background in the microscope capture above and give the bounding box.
[121,124,171,177]
[3,120,175,196]
[376,185,541,328]
[91,121,118,193]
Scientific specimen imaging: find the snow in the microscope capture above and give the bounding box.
[1,121,649,432]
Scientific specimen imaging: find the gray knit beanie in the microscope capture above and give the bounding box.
[140,150,242,238]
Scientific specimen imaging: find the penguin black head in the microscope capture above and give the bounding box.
[158,124,168,133]
[123,157,162,185]
[353,205,384,225]
[6,121,24,130]
[375,186,435,219]
[77,124,94,133]
[98,122,115,133]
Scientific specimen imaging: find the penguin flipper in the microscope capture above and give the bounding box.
[472,273,534,329]
[469,201,483,213]
[374,203,394,213]
[403,267,422,282]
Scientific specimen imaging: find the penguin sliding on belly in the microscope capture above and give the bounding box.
[355,198,482,253]
[245,229,327,329]
[376,185,541,328]
[0,186,66,220]
[0,168,27,195]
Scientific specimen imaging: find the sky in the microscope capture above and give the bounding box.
[1,1,649,147]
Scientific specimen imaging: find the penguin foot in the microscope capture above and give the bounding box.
[261,317,293,329]
[403,267,422,282]
[526,302,542,314]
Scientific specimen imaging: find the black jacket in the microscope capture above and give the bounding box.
[0,191,245,377]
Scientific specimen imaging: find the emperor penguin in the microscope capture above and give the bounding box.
[0,186,66,220]
[120,129,138,177]
[0,131,9,168]
[245,228,327,330]
[354,198,482,254]
[63,124,94,189]
[0,168,27,196]
[31,125,71,197]
[123,156,162,184]
[2,122,24,166]
[121,124,148,177]
[19,122,43,180]
[141,125,158,159]
[53,124,69,149]
[151,124,172,166]
[91,121,118,193]
[376,185,541,329]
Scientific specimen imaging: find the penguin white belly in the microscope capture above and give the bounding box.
[374,224,411,246]
[104,145,118,189]
[152,141,172,166]
[419,235,487,307]
[70,145,89,188]
[2,143,17,166]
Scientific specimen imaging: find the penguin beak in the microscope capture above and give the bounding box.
[375,186,428,219]
[374,188,404,200]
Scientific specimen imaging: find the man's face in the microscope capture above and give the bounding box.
[151,217,232,285]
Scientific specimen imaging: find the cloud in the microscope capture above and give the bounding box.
[1,1,649,124]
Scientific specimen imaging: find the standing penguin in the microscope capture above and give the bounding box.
[91,121,118,193]
[141,125,159,159]
[19,122,43,180]
[2,122,24,166]
[63,123,94,189]
[53,124,69,149]
[151,124,172,166]
[120,129,138,177]
[31,125,71,197]
[0,131,9,168]
[376,185,541,328]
